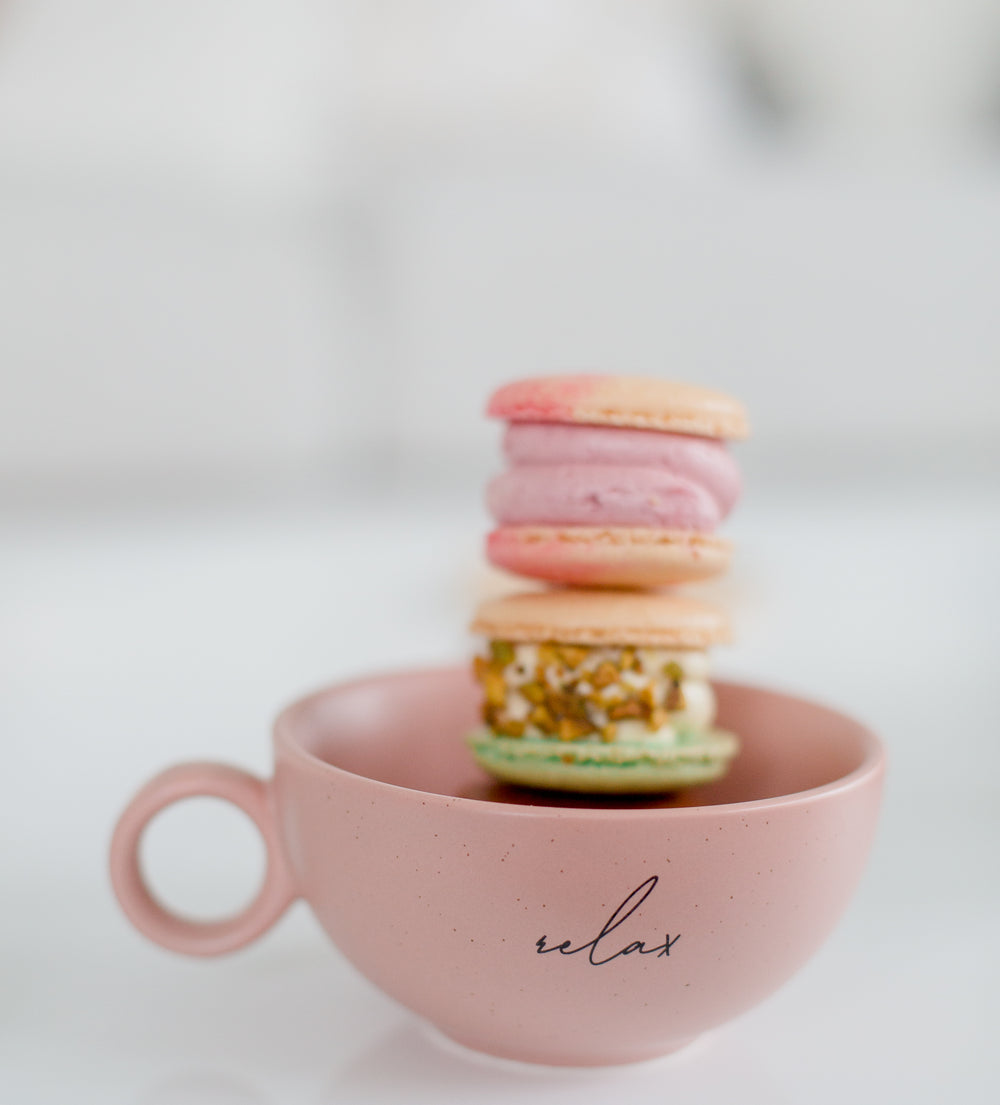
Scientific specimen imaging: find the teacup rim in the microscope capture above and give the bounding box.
[273,665,886,817]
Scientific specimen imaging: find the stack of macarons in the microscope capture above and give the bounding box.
[468,375,749,794]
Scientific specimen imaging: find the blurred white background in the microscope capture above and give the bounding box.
[2,3,998,1103]
[2,0,1000,496]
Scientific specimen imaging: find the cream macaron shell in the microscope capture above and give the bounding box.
[471,589,731,649]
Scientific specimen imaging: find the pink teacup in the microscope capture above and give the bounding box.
[111,668,884,1067]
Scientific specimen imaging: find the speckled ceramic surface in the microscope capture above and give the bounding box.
[111,667,885,1067]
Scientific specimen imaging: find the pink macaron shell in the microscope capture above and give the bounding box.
[487,375,749,439]
[487,526,732,587]
[504,422,741,517]
[487,464,721,531]
[486,375,597,423]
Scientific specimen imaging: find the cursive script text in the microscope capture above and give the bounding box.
[535,876,680,965]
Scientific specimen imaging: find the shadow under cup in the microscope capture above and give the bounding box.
[112,668,885,1067]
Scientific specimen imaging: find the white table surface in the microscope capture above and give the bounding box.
[2,482,997,1104]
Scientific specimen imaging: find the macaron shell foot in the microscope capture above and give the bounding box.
[487,526,732,588]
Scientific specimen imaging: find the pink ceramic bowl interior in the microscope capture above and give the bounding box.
[111,668,885,1067]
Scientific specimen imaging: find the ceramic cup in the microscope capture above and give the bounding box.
[110,668,884,1067]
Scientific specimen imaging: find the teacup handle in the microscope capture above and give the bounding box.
[110,762,297,956]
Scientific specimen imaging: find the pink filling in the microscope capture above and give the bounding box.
[488,423,741,530]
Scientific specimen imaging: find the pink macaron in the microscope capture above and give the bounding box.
[485,375,749,588]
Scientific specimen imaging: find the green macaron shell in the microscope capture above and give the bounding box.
[468,727,738,794]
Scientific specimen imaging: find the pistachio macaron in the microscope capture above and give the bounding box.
[485,375,749,588]
[468,589,738,794]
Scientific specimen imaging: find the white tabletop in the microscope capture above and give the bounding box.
[2,484,996,1104]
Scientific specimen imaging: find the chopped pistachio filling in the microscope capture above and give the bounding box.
[472,639,715,743]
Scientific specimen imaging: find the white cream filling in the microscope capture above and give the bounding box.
[491,643,715,743]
